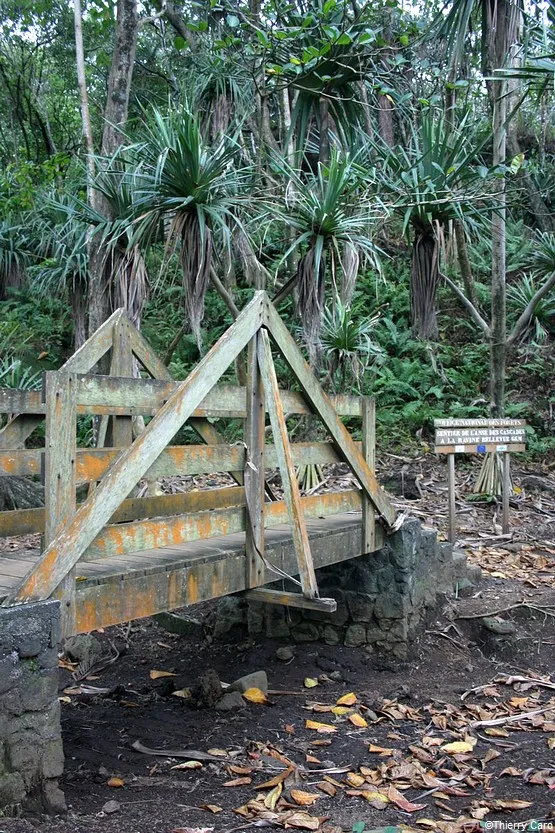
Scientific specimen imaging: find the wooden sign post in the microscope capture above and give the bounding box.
[434,418,526,542]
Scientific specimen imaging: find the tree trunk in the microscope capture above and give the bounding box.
[73,0,95,209]
[319,96,330,165]
[88,0,139,338]
[490,81,507,417]
[411,230,439,340]
[454,219,481,313]
[378,95,394,147]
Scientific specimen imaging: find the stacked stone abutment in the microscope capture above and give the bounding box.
[0,600,65,815]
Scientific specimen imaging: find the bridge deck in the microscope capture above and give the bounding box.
[0,512,377,634]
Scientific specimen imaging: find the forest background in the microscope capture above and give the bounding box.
[0,0,554,461]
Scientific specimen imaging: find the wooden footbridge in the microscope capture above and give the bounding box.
[0,292,395,637]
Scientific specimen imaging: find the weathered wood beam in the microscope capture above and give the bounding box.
[362,396,376,553]
[83,489,362,560]
[265,299,396,527]
[244,332,265,588]
[257,329,318,599]
[244,588,337,612]
[2,293,266,604]
[0,309,124,449]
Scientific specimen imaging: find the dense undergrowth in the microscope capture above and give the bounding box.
[1,220,553,459]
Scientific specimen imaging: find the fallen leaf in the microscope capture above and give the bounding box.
[331,706,352,716]
[317,781,336,797]
[101,800,121,815]
[243,687,269,705]
[306,720,337,734]
[256,767,296,789]
[368,744,393,755]
[484,727,509,737]
[291,790,321,806]
[345,773,366,787]
[265,783,282,810]
[499,767,523,777]
[200,805,223,814]
[348,714,368,728]
[228,765,252,776]
[223,777,252,787]
[360,789,389,809]
[107,777,124,788]
[492,799,532,810]
[283,811,320,830]
[387,784,426,813]
[171,761,203,770]
[172,829,214,833]
[172,688,192,699]
[441,741,475,755]
[548,737,555,749]
[336,693,357,706]
[304,678,319,689]
[150,670,177,680]
[285,724,296,734]
[58,696,71,704]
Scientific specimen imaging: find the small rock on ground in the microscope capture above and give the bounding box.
[216,691,246,712]
[229,670,268,694]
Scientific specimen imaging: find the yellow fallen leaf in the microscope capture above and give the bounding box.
[149,669,177,680]
[361,789,389,809]
[290,790,321,807]
[345,772,366,787]
[349,713,368,728]
[548,737,555,749]
[201,804,223,814]
[264,783,282,809]
[336,692,357,706]
[256,767,295,789]
[331,706,352,716]
[243,687,269,704]
[58,696,71,704]
[171,760,203,770]
[484,727,509,737]
[441,741,475,755]
[368,744,393,755]
[107,777,124,788]
[305,720,337,734]
[207,748,228,757]
[415,820,438,829]
[304,677,319,688]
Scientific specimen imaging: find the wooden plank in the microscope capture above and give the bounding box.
[265,298,395,526]
[502,452,510,535]
[70,377,361,418]
[244,588,337,612]
[126,321,172,381]
[83,489,362,560]
[110,317,134,448]
[71,513,369,632]
[447,453,456,544]
[0,440,348,482]
[2,292,266,604]
[0,506,44,537]
[258,329,318,598]
[0,390,44,415]
[43,372,77,635]
[244,333,265,588]
[361,397,376,553]
[0,309,123,450]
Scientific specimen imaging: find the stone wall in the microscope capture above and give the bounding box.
[214,519,475,659]
[0,600,65,815]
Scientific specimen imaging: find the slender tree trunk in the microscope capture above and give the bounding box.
[88,0,139,338]
[73,0,95,209]
[319,96,330,165]
[378,95,394,147]
[490,79,507,417]
[454,219,481,312]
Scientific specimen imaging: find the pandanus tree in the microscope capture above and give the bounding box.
[269,151,383,364]
[131,107,247,350]
[372,113,489,340]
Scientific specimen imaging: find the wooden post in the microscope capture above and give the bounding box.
[257,329,318,598]
[447,453,456,544]
[109,317,134,448]
[43,372,77,636]
[502,452,511,534]
[361,396,375,554]
[244,332,265,588]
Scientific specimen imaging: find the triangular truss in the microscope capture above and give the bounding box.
[2,291,395,610]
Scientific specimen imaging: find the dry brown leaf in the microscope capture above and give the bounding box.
[243,687,269,705]
[336,693,357,706]
[317,781,336,797]
[256,767,295,790]
[492,799,532,810]
[361,789,389,809]
[283,811,321,830]
[345,772,366,787]
[201,805,223,814]
[223,777,252,787]
[207,748,228,757]
[499,767,523,777]
[291,790,321,807]
[172,688,192,699]
[484,727,509,737]
[107,777,124,788]
[305,720,337,734]
[228,766,252,776]
[171,761,203,770]
[481,748,501,766]
[387,784,426,813]
[285,724,296,735]
[368,744,393,755]
[233,805,251,818]
[348,713,368,728]
[548,736,555,749]
[149,670,177,680]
